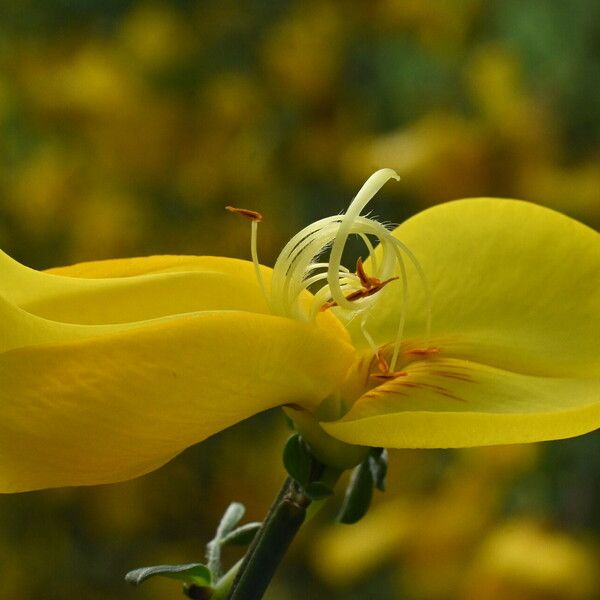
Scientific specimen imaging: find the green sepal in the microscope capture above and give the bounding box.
[304,481,334,500]
[283,433,313,486]
[220,522,262,546]
[337,460,374,525]
[125,563,212,587]
[368,448,388,492]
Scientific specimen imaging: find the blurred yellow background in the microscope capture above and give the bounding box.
[0,1,598,598]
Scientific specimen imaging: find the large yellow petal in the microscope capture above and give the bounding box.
[330,201,599,447]
[346,200,600,378]
[0,295,101,352]
[1,251,270,323]
[0,310,355,492]
[1,250,349,340]
[323,358,600,447]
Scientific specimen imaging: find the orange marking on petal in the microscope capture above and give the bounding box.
[395,381,421,388]
[364,388,409,400]
[430,370,475,382]
[434,390,466,402]
[225,206,263,222]
[419,382,452,393]
[394,381,446,393]
[393,379,466,402]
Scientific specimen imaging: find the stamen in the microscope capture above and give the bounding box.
[226,205,269,307]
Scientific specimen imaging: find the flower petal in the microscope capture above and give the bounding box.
[350,200,600,378]
[0,310,355,492]
[1,251,271,323]
[322,358,600,447]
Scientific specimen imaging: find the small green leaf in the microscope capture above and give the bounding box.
[125,563,212,587]
[304,481,334,500]
[337,460,374,525]
[283,434,313,486]
[207,502,247,577]
[368,448,388,492]
[217,502,246,536]
[220,522,262,546]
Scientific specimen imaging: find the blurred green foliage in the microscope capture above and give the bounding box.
[0,1,598,598]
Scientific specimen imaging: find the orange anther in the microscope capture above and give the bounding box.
[370,371,408,380]
[344,276,398,303]
[319,299,336,312]
[355,256,392,290]
[376,352,390,373]
[355,257,380,289]
[363,276,398,296]
[320,272,398,312]
[406,347,440,357]
[225,206,263,222]
[370,351,407,380]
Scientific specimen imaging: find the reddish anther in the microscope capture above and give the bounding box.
[225,206,263,222]
[355,257,380,289]
[320,273,398,311]
[319,299,336,312]
[370,371,408,381]
[406,347,440,357]
[369,351,408,380]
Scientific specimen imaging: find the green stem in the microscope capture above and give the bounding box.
[211,559,243,600]
[226,477,311,600]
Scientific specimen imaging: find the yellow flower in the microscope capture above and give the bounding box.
[1,170,598,492]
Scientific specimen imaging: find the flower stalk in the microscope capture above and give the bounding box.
[227,477,311,600]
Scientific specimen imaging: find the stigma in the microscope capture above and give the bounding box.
[227,169,431,375]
